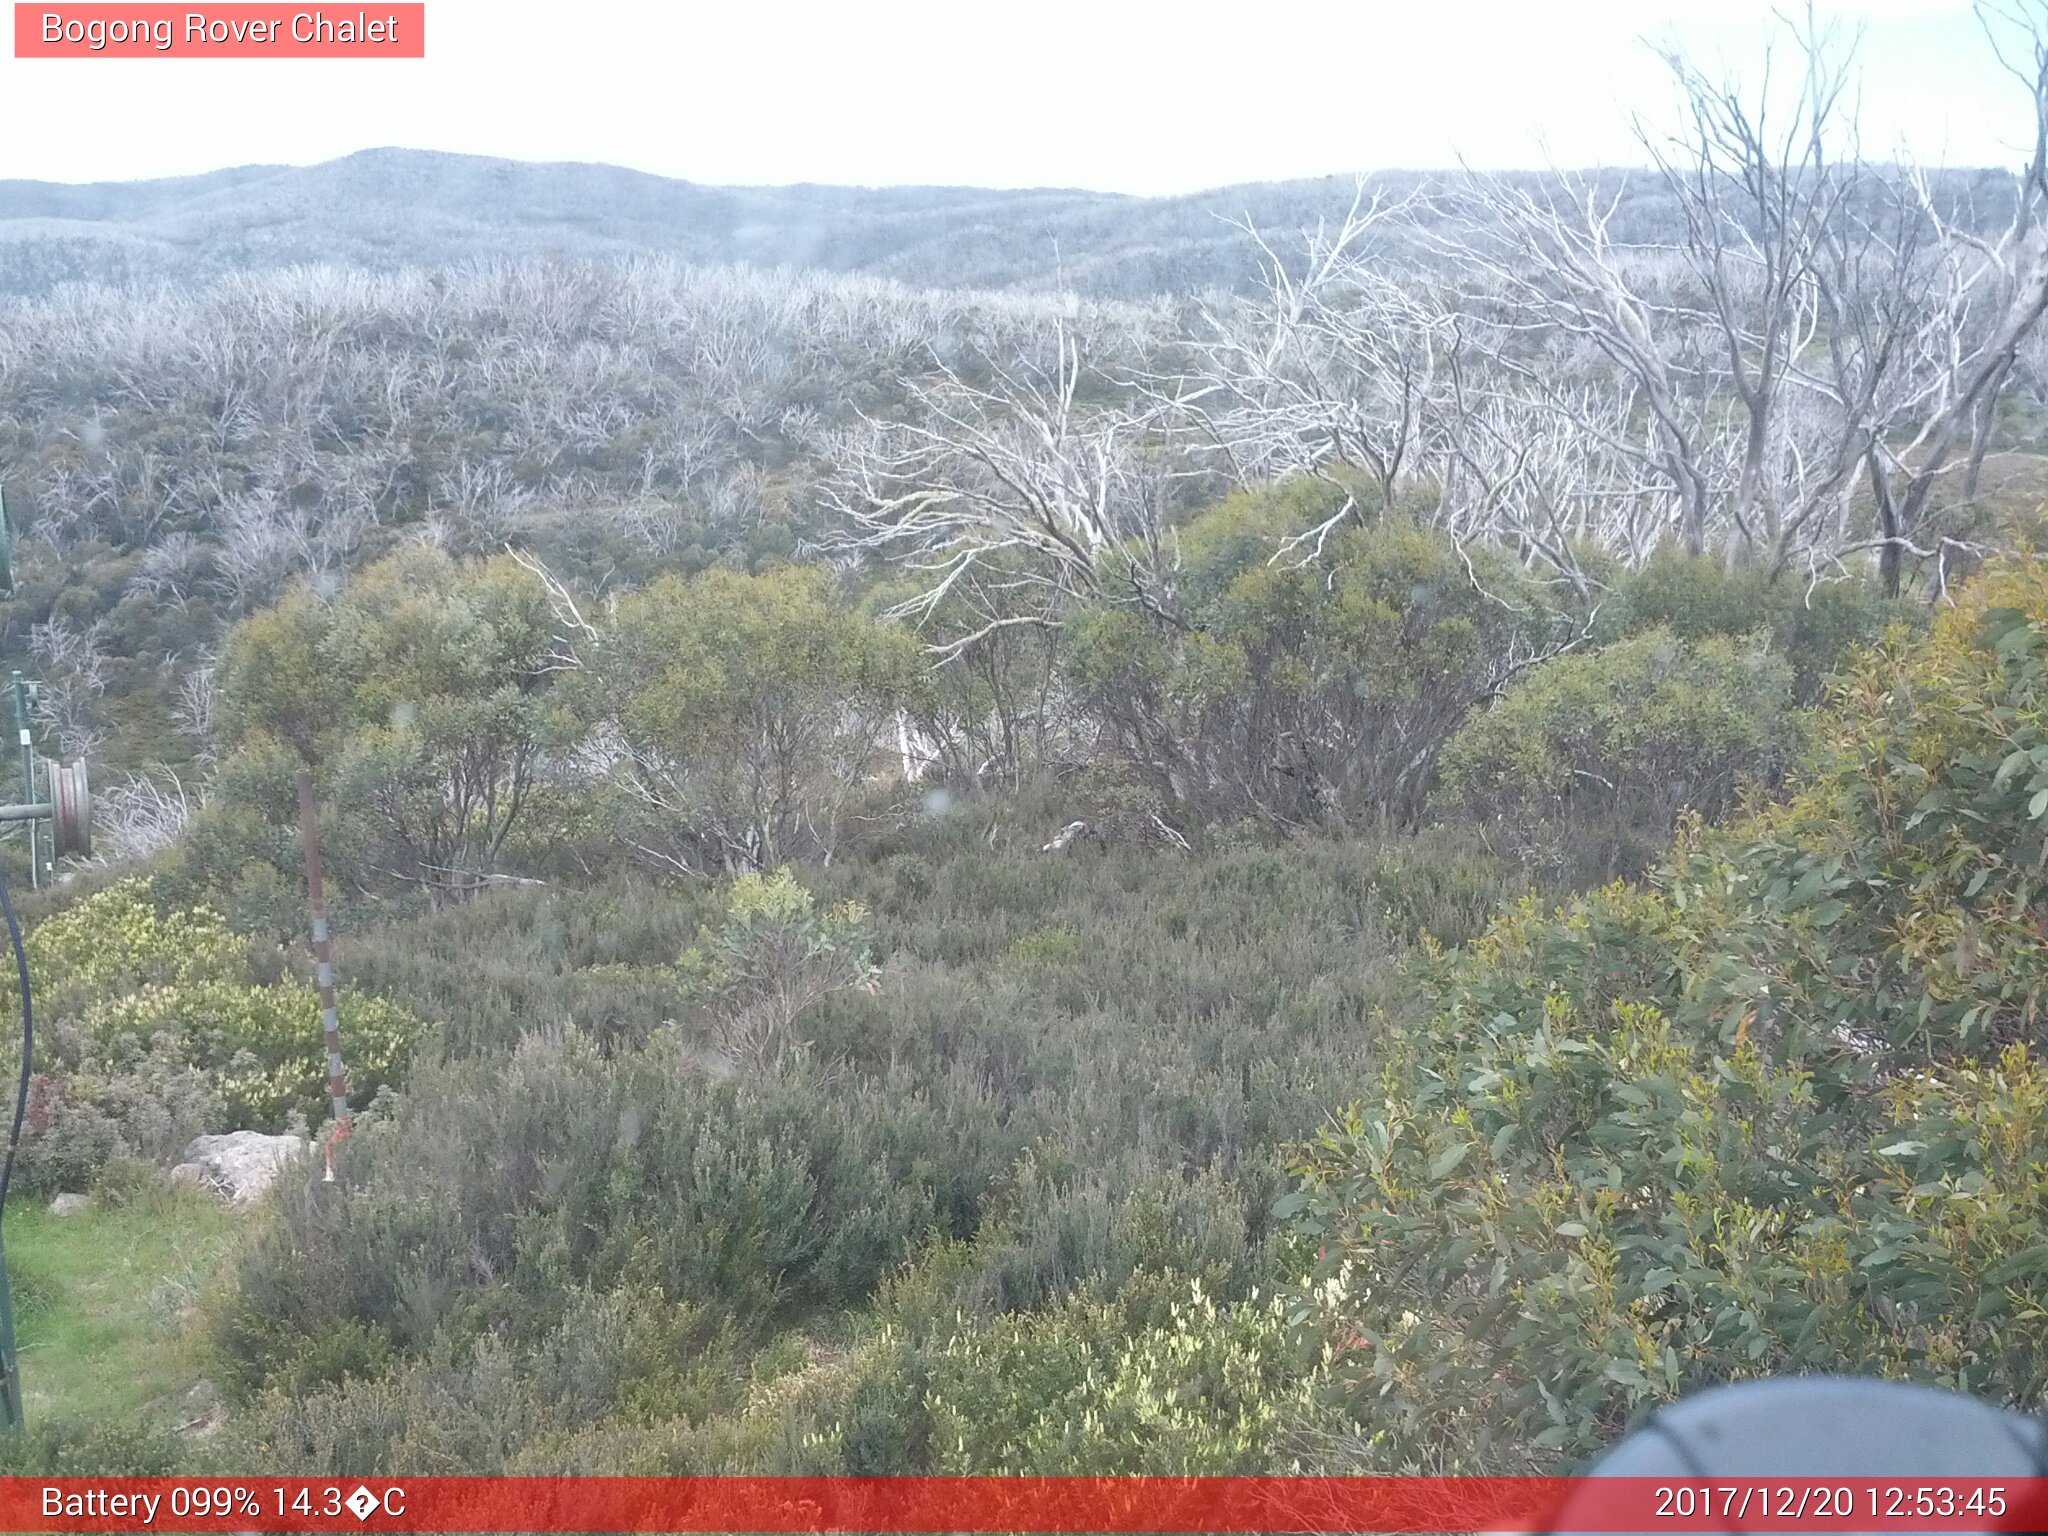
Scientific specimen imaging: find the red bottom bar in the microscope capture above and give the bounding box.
[7,1475,2048,1533]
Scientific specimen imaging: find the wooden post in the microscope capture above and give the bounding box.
[296,770,351,1174]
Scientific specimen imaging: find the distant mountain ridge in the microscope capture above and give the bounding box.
[0,146,1351,297]
[0,147,2022,301]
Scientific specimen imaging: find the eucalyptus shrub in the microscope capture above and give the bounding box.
[679,867,879,1062]
[7,880,424,1192]
[584,565,925,874]
[1065,482,1567,828]
[1283,557,2048,1472]
[1601,555,1910,703]
[1435,627,1803,878]
[214,546,569,902]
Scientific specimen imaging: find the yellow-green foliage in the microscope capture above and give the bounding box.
[1065,492,1568,826]
[725,866,851,927]
[604,568,923,745]
[86,979,420,1127]
[912,1282,1324,1474]
[218,545,558,764]
[589,565,925,871]
[13,879,241,1018]
[1691,554,2048,1058]
[24,880,423,1136]
[1283,556,2048,1472]
[1289,906,2048,1470]
[679,868,877,1058]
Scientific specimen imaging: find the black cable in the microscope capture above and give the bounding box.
[0,868,31,1220]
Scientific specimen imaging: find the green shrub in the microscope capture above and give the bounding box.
[1687,555,2048,1061]
[1282,556,2048,1473]
[875,1165,1268,1334]
[1603,555,1909,702]
[585,564,925,874]
[1066,491,1568,827]
[209,819,1421,1470]
[215,1029,982,1390]
[906,1281,1325,1473]
[329,878,715,1059]
[184,772,1516,1478]
[1435,628,1803,879]
[153,735,308,938]
[678,868,878,1063]
[0,1418,195,1476]
[8,879,241,1019]
[13,1043,223,1199]
[1343,826,1534,946]
[6,878,425,1193]
[1287,944,2048,1470]
[753,1273,1329,1476]
[213,546,570,901]
[84,979,421,1128]
[245,1288,745,1475]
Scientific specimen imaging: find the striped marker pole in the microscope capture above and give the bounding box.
[295,770,351,1177]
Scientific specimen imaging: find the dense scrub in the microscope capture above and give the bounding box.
[5,880,421,1199]
[159,483,1888,927]
[1064,484,1570,827]
[200,827,1495,1472]
[16,21,2048,1467]
[3,455,2032,1480]
[1435,626,1805,877]
[1287,556,2048,1471]
[173,553,2041,1478]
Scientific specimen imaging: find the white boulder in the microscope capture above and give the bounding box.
[172,1131,309,1207]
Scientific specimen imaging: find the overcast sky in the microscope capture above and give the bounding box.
[0,0,2035,194]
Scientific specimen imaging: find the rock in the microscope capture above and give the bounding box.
[1041,819,1091,853]
[679,1043,738,1079]
[177,1379,224,1439]
[175,1131,309,1207]
[47,1193,88,1217]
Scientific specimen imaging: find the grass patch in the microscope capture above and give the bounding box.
[3,1185,241,1431]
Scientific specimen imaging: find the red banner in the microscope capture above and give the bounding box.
[4,1476,2048,1532]
[14,5,424,58]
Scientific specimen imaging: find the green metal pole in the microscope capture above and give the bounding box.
[17,719,31,893]
[9,676,31,892]
[0,1227,23,1430]
[0,492,23,1428]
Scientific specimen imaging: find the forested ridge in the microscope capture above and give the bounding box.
[4,9,2048,1478]
[10,148,2013,302]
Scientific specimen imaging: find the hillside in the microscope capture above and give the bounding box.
[7,5,2048,1484]
[0,148,1348,297]
[15,148,2001,301]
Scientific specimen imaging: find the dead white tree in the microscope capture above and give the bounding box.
[1434,356,1665,592]
[1441,3,2048,592]
[28,617,109,761]
[1147,184,1445,515]
[1819,0,2048,593]
[94,769,196,863]
[503,544,600,674]
[829,322,1184,656]
[1637,23,1859,564]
